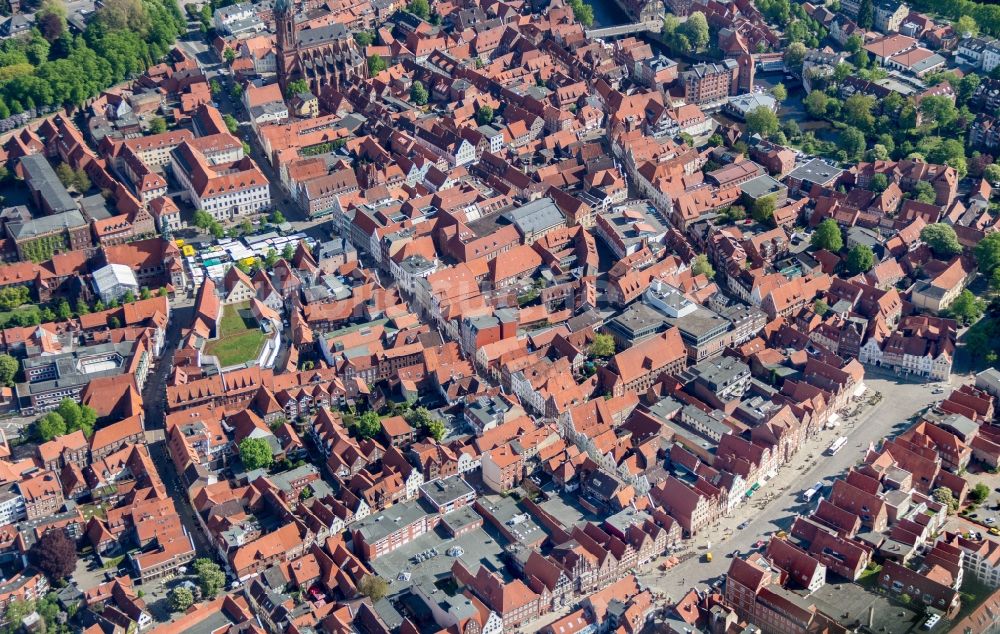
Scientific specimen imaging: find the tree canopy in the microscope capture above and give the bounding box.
[976,232,1000,275]
[752,195,777,225]
[194,558,226,598]
[811,219,843,252]
[949,289,984,325]
[29,529,76,581]
[410,80,428,106]
[691,254,715,280]
[476,105,494,126]
[367,54,387,75]
[239,437,273,471]
[169,586,194,612]
[846,244,875,275]
[0,354,17,387]
[746,106,779,138]
[359,575,389,601]
[0,0,185,118]
[356,411,382,439]
[588,333,616,358]
[920,223,962,258]
[56,398,97,437]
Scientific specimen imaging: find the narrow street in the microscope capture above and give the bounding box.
[140,303,214,555]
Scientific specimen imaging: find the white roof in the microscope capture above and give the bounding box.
[92,263,138,292]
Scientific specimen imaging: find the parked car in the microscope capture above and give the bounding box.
[987,517,997,525]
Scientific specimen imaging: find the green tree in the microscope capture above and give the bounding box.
[285,79,309,96]
[745,106,780,138]
[956,15,978,38]
[265,249,279,268]
[680,11,710,50]
[843,94,876,131]
[869,173,889,193]
[846,244,875,275]
[270,210,286,225]
[194,558,226,599]
[985,164,1000,186]
[57,398,97,437]
[567,0,594,27]
[949,289,984,325]
[223,114,238,134]
[56,299,71,320]
[122,289,136,304]
[920,95,958,133]
[224,47,236,64]
[977,232,1000,275]
[282,243,295,261]
[804,89,829,117]
[811,219,844,252]
[772,83,787,102]
[857,0,873,28]
[0,355,17,387]
[933,486,958,513]
[476,105,494,126]
[354,31,374,47]
[588,333,616,358]
[410,80,428,106]
[723,206,747,222]
[140,287,151,300]
[407,0,429,19]
[149,117,167,133]
[784,41,807,70]
[169,586,194,612]
[404,406,433,429]
[0,287,29,311]
[971,482,991,503]
[239,437,273,471]
[55,162,75,189]
[426,418,446,441]
[356,410,381,439]
[34,412,66,442]
[368,54,387,75]
[920,223,962,258]
[752,195,777,224]
[359,574,389,601]
[990,268,1000,295]
[4,600,34,632]
[814,299,829,316]
[691,253,715,279]
[193,210,213,229]
[913,180,937,204]
[840,126,867,161]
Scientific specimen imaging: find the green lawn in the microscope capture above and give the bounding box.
[204,302,267,367]
[0,305,41,328]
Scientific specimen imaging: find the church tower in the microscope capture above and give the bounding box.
[275,0,297,93]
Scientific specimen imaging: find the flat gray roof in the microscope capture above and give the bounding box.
[20,154,77,214]
[353,499,434,544]
[502,197,564,235]
[420,475,475,508]
[787,158,843,186]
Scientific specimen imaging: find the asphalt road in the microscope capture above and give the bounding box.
[638,375,954,593]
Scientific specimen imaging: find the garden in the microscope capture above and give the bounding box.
[204,302,267,367]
